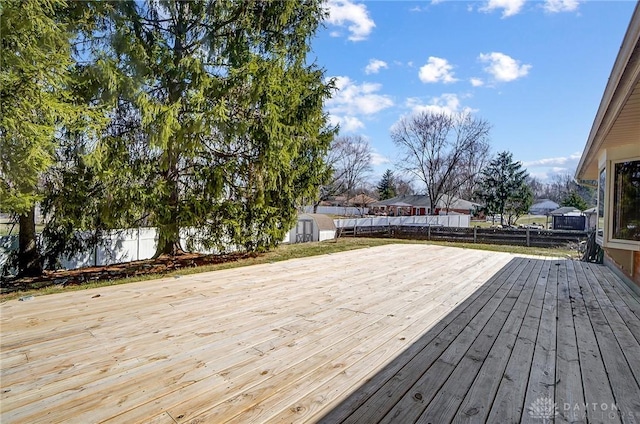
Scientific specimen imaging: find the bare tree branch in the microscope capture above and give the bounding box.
[392,111,490,213]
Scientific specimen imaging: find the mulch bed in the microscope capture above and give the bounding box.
[0,251,257,295]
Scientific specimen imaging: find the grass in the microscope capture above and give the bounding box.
[515,214,551,227]
[0,222,45,236]
[1,237,577,302]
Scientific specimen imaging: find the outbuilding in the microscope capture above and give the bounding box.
[549,207,586,231]
[285,214,336,244]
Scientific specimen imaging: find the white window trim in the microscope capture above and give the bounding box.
[596,167,605,246]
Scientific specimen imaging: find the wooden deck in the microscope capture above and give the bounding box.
[1,244,639,423]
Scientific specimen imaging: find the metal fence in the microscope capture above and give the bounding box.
[340,225,587,248]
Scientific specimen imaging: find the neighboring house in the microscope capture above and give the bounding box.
[371,195,431,216]
[576,2,640,290]
[348,194,377,208]
[549,207,586,231]
[437,196,483,216]
[327,196,347,207]
[370,195,481,216]
[328,194,377,208]
[529,199,560,215]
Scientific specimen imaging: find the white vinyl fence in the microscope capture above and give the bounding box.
[334,214,470,229]
[0,223,318,275]
[0,227,249,275]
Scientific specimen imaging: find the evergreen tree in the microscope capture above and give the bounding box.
[0,0,99,276]
[377,169,396,200]
[561,190,588,211]
[90,1,334,255]
[475,151,530,226]
[505,183,534,226]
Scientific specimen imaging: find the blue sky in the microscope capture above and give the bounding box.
[311,0,637,184]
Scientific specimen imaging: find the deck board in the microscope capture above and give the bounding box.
[2,244,640,423]
[452,258,546,423]
[555,261,586,424]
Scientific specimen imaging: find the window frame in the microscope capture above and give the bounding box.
[610,158,640,243]
[603,155,640,250]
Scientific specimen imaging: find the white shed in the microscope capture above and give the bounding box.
[286,214,336,243]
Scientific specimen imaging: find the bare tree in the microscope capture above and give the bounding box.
[313,135,372,212]
[395,176,415,196]
[333,135,372,205]
[392,111,491,213]
[526,176,546,200]
[456,138,491,201]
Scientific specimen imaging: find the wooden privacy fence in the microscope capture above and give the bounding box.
[339,225,588,248]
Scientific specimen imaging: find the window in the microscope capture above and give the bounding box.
[612,160,640,241]
[598,168,606,238]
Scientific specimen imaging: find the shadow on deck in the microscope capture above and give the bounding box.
[319,257,640,424]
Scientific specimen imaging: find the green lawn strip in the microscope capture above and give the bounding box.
[0,237,575,302]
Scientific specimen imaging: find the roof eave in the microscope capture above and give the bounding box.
[576,2,640,181]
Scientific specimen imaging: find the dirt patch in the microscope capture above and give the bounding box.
[0,251,257,294]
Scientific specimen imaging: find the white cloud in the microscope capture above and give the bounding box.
[544,0,580,13]
[365,59,388,75]
[479,52,531,82]
[371,151,391,166]
[470,77,484,87]
[480,0,526,17]
[528,170,551,180]
[326,76,393,132]
[418,57,457,84]
[328,115,365,132]
[391,94,477,133]
[327,76,394,116]
[326,0,375,41]
[406,93,475,116]
[522,152,582,167]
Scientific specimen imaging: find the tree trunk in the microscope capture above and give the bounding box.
[153,1,186,259]
[18,206,43,277]
[154,239,184,257]
[153,177,185,258]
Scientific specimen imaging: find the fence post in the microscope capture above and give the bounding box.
[137,227,141,261]
[428,225,431,241]
[526,227,530,247]
[474,226,477,243]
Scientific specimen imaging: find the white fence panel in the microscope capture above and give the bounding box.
[59,228,159,270]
